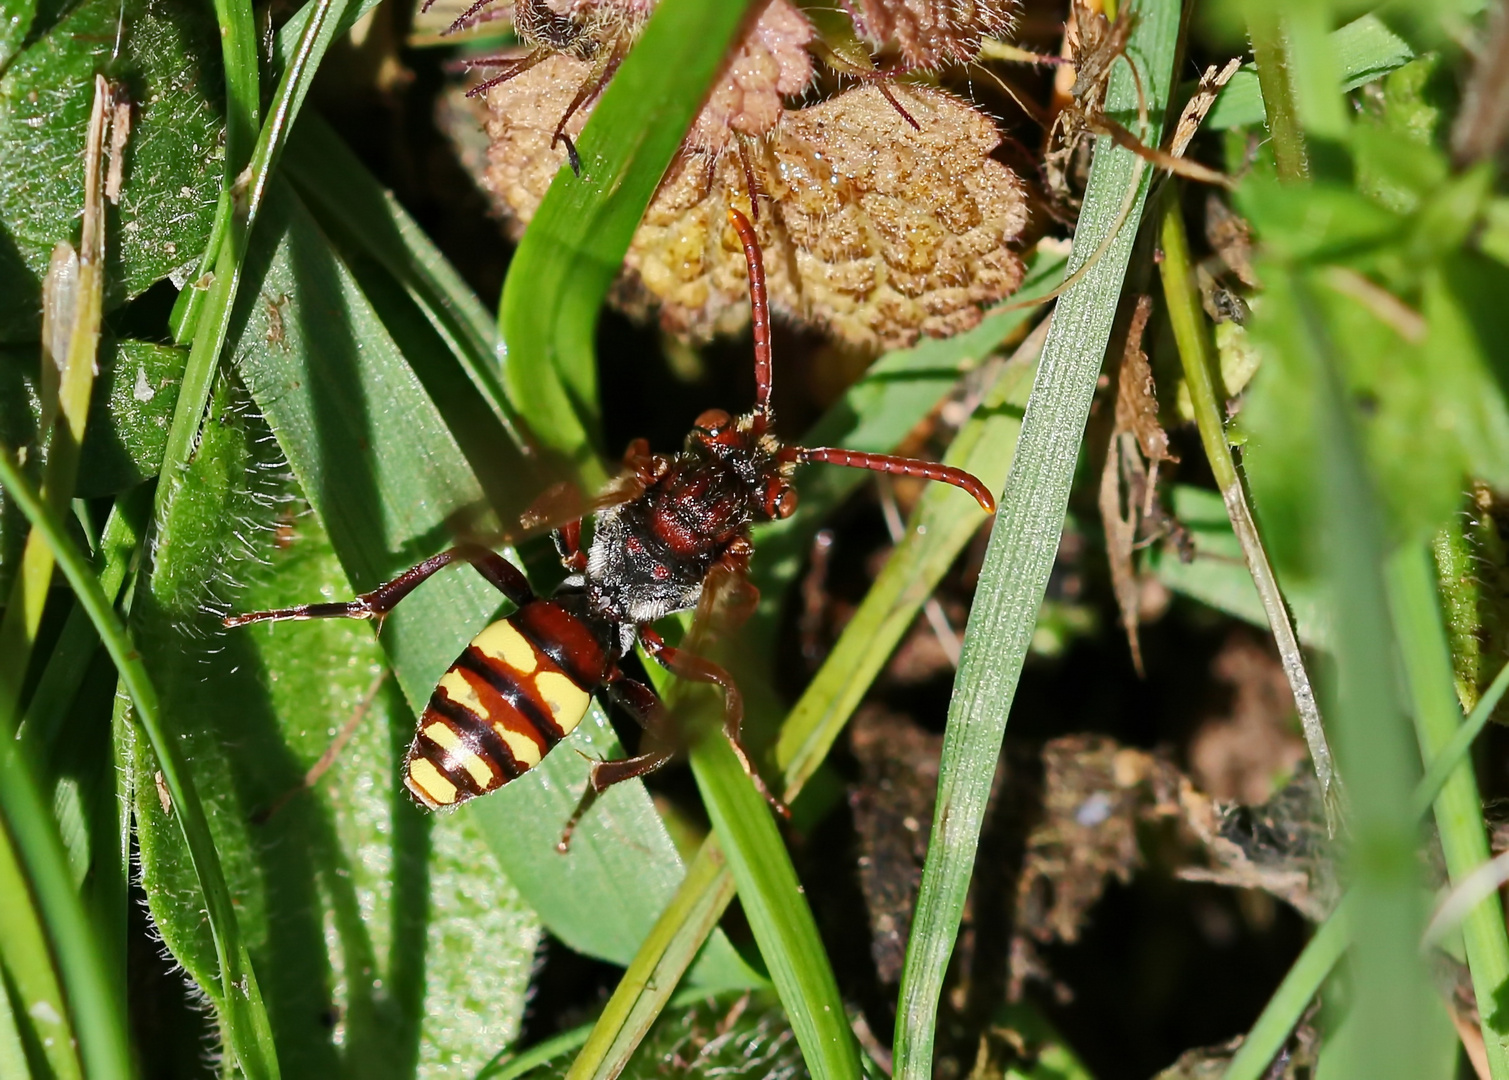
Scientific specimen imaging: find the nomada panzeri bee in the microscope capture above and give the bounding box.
[225,208,995,847]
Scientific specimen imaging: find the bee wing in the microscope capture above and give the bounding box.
[516,472,648,534]
[683,560,760,654]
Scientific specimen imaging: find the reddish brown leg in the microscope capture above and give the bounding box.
[224,545,533,628]
[638,627,789,819]
[550,47,626,176]
[554,519,588,573]
[555,674,678,851]
[252,669,389,824]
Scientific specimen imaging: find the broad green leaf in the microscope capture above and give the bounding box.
[131,366,540,1078]
[225,178,750,984]
[0,0,222,341]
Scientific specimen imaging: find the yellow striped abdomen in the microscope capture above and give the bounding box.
[403,616,592,809]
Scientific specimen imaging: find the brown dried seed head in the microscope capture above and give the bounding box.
[848,0,1018,68]
[686,0,815,153]
[480,60,1027,350]
[758,84,1028,351]
[481,52,590,238]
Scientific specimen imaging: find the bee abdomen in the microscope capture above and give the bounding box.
[403,615,593,809]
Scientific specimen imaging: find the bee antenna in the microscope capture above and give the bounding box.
[789,446,997,514]
[727,207,772,432]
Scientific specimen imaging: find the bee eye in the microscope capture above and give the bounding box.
[694,408,732,436]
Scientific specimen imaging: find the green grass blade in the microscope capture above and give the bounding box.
[891,2,1181,1075]
[497,0,754,476]
[1221,896,1353,1080]
[170,0,257,340]
[0,754,88,1080]
[1157,190,1336,812]
[689,731,860,1080]
[775,320,1045,797]
[1387,544,1509,1076]
[1288,268,1427,1080]
[563,840,744,1080]
[0,447,277,1080]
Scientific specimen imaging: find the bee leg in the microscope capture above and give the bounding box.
[637,628,790,820]
[556,745,674,853]
[251,669,388,825]
[554,519,588,573]
[224,544,533,628]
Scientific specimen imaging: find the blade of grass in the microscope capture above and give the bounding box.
[775,318,1047,796]
[0,448,281,1080]
[1157,189,1336,815]
[1291,268,1427,1080]
[169,0,257,342]
[497,0,754,479]
[562,840,743,1080]
[1387,544,1509,1076]
[688,729,860,1080]
[0,764,88,1080]
[0,76,110,716]
[892,2,1180,1075]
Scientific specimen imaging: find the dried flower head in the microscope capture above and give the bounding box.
[847,0,1018,68]
[480,69,1028,351]
[757,83,1028,350]
[687,0,814,153]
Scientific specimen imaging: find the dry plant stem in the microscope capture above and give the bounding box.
[1156,194,1338,817]
[0,76,112,719]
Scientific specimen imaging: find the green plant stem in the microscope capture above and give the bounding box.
[172,0,259,341]
[1156,192,1337,814]
[689,730,860,1080]
[892,2,1179,1074]
[563,840,741,1080]
[155,0,354,542]
[1387,544,1509,1077]
[0,447,281,1080]
[1246,8,1308,180]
